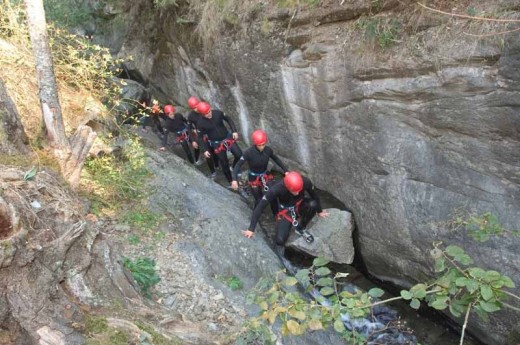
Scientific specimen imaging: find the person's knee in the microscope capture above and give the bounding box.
[275,236,285,246]
[309,199,319,212]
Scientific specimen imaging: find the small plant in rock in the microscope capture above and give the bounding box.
[466,6,478,17]
[227,276,244,290]
[216,275,244,290]
[82,134,150,214]
[355,17,401,48]
[451,211,520,242]
[128,234,140,245]
[121,208,163,233]
[122,257,161,298]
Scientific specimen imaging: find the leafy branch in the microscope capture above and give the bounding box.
[249,243,518,344]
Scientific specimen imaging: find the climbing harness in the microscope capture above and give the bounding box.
[175,128,190,143]
[249,171,274,192]
[211,138,236,154]
[276,199,303,227]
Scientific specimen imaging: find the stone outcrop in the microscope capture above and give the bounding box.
[89,0,520,343]
[287,208,355,264]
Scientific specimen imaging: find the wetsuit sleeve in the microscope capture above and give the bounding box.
[232,155,246,181]
[304,178,323,213]
[222,114,237,133]
[269,151,288,173]
[248,193,275,231]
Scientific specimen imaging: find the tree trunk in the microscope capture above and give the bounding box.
[24,0,96,188]
[0,78,29,155]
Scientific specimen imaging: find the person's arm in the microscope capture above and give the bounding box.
[222,114,238,134]
[270,151,288,173]
[304,178,323,214]
[247,196,271,232]
[232,154,247,181]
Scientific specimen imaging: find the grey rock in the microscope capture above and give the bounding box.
[287,208,355,264]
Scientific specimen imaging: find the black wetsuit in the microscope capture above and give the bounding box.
[162,113,196,164]
[232,145,288,214]
[187,110,217,172]
[197,110,242,182]
[248,176,322,245]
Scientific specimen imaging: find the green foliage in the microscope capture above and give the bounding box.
[121,209,163,232]
[134,321,184,345]
[122,257,161,298]
[235,320,277,345]
[430,242,515,321]
[23,166,37,181]
[43,0,91,29]
[128,234,140,245]
[452,211,519,242]
[49,30,124,103]
[83,135,150,213]
[467,6,478,17]
[216,275,244,290]
[355,17,401,48]
[227,276,244,290]
[84,315,133,345]
[85,316,108,335]
[250,238,519,343]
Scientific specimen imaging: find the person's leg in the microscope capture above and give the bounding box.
[250,186,263,208]
[216,150,232,182]
[153,117,163,133]
[298,198,319,229]
[294,198,317,243]
[210,147,219,168]
[180,141,195,163]
[275,218,292,246]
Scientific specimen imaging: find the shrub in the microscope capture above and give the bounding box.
[122,257,161,298]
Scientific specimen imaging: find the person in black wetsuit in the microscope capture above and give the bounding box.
[139,97,165,137]
[231,129,288,215]
[186,96,219,175]
[195,101,242,185]
[159,104,196,164]
[242,171,329,245]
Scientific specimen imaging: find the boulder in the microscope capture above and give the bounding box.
[287,208,355,264]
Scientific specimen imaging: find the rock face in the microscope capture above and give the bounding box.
[287,208,355,264]
[90,0,520,343]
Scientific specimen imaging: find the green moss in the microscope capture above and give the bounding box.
[84,316,108,335]
[135,321,184,345]
[84,315,132,345]
[0,154,33,167]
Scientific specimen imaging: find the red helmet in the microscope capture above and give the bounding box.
[284,171,304,194]
[196,102,211,115]
[187,96,199,110]
[164,105,175,114]
[252,129,267,146]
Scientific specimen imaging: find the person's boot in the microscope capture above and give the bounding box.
[295,227,314,243]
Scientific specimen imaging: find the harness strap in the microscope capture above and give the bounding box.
[249,173,274,189]
[276,199,303,226]
[214,138,236,154]
[176,129,189,143]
